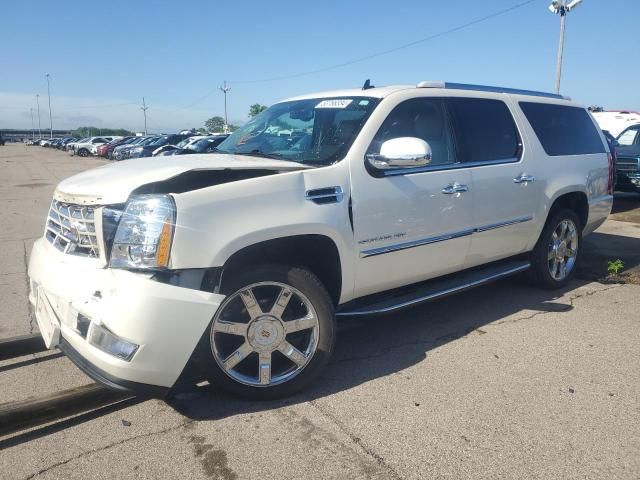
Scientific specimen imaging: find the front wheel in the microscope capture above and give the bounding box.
[196,264,336,400]
[78,149,89,157]
[529,209,582,289]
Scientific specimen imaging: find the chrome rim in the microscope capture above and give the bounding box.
[211,282,319,387]
[547,219,578,281]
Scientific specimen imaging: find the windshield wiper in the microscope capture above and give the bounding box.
[227,150,285,160]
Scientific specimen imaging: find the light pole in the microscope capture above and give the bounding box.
[141,97,149,135]
[36,94,42,139]
[549,0,583,94]
[219,80,231,133]
[30,108,35,140]
[45,74,53,138]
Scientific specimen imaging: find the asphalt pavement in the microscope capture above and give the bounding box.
[0,143,639,480]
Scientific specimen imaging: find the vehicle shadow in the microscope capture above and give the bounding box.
[578,231,640,279]
[168,275,591,421]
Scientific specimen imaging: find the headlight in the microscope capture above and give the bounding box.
[109,195,175,270]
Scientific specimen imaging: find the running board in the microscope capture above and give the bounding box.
[336,259,531,317]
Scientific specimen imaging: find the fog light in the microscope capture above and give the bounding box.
[76,314,91,338]
[89,324,139,361]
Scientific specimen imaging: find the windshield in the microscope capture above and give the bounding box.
[175,138,192,148]
[148,135,171,147]
[216,97,379,165]
[187,138,219,152]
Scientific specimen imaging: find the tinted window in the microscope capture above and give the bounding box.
[368,98,457,166]
[520,102,605,156]
[448,98,520,163]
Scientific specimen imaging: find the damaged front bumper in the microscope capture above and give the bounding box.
[28,238,224,396]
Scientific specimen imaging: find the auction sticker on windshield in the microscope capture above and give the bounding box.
[316,99,353,109]
[35,287,60,348]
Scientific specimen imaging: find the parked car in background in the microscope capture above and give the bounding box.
[113,136,158,161]
[28,81,612,400]
[593,110,640,137]
[152,135,206,156]
[156,135,229,156]
[615,124,640,192]
[66,137,89,152]
[70,136,118,157]
[96,136,135,158]
[128,134,193,158]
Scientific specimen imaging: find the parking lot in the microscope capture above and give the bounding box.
[1,143,639,479]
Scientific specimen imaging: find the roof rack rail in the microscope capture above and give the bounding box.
[416,81,567,100]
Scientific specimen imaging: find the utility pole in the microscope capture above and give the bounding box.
[548,0,583,94]
[219,80,231,133]
[30,108,35,140]
[141,97,149,135]
[45,74,53,138]
[36,94,42,139]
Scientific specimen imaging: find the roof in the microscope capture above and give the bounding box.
[280,81,569,104]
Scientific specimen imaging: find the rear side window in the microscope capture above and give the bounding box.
[448,98,520,163]
[520,102,605,156]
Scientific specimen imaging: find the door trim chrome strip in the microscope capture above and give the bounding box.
[359,216,533,258]
[360,229,474,258]
[474,215,533,233]
[336,262,531,317]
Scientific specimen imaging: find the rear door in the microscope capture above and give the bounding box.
[448,95,540,266]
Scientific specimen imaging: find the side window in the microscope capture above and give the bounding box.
[617,127,639,146]
[519,102,606,156]
[447,98,520,163]
[368,98,457,166]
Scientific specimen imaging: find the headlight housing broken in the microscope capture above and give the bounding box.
[109,195,175,270]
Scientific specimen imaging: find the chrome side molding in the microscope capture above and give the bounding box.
[360,216,533,258]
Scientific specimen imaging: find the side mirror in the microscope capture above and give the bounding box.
[366,137,432,170]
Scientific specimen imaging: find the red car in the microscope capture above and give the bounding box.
[97,137,136,158]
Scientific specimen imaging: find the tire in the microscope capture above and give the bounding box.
[78,149,89,157]
[529,208,582,289]
[195,264,336,400]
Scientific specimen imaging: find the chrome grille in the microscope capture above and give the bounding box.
[45,200,100,258]
[616,157,640,173]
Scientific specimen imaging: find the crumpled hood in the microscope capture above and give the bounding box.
[54,153,310,205]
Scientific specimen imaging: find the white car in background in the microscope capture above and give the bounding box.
[152,135,208,156]
[70,136,119,157]
[592,110,640,137]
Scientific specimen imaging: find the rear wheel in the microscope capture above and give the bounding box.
[529,209,581,289]
[197,264,336,400]
[78,149,89,157]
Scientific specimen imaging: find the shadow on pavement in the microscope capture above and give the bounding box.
[578,231,640,280]
[168,276,590,422]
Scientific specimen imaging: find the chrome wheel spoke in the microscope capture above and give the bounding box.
[258,352,272,385]
[284,313,316,334]
[547,248,556,261]
[559,259,567,279]
[223,342,253,371]
[240,288,263,320]
[213,321,247,337]
[559,221,568,240]
[271,287,293,318]
[278,341,307,366]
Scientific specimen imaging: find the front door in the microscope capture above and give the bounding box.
[350,97,474,298]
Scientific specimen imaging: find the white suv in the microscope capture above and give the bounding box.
[28,82,613,399]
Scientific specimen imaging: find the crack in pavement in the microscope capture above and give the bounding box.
[489,284,621,327]
[309,400,404,480]
[330,284,620,366]
[22,420,194,480]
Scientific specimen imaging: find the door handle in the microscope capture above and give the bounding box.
[514,174,535,184]
[442,183,468,194]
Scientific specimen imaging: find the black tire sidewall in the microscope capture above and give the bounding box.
[531,209,582,289]
[197,264,336,400]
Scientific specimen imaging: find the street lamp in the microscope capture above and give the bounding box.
[549,0,583,94]
[219,80,231,134]
[45,73,53,138]
[35,94,42,139]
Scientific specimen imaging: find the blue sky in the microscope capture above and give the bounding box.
[1,0,638,132]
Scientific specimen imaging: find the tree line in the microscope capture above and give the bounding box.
[73,104,269,137]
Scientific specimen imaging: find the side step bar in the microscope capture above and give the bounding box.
[336,260,531,317]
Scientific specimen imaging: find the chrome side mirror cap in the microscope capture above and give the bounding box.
[366,137,432,170]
